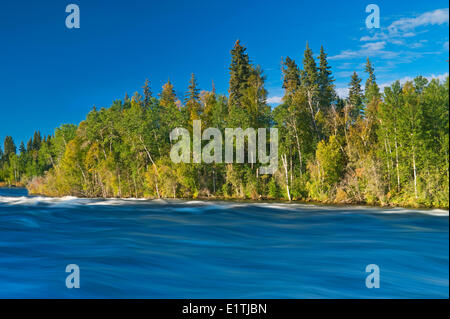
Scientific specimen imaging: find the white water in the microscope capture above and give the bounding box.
[0,195,448,216]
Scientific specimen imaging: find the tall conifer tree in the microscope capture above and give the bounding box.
[348,71,364,120]
[228,40,251,109]
[364,58,380,102]
[185,73,201,124]
[142,78,152,108]
[317,46,335,110]
[281,57,301,99]
[3,136,16,159]
[160,80,177,108]
[19,141,26,154]
[301,43,320,139]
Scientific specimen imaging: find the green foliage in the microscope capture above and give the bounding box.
[0,41,446,208]
[228,40,251,109]
[317,135,345,186]
[185,73,201,126]
[267,178,279,199]
[317,45,335,111]
[348,71,363,120]
[3,136,16,158]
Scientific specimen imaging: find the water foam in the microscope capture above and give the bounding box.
[0,195,448,216]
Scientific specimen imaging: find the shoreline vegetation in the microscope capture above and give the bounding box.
[0,181,24,188]
[0,41,448,209]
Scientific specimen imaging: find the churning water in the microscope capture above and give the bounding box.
[0,188,448,298]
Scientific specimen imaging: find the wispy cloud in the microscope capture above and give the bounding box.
[362,41,387,51]
[335,70,356,78]
[335,87,349,98]
[330,8,448,62]
[329,41,398,60]
[361,8,449,43]
[360,33,388,42]
[388,8,449,34]
[408,39,428,48]
[267,96,283,104]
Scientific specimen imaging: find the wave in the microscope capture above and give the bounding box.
[0,195,79,206]
[0,195,448,216]
[377,207,449,216]
[184,200,217,206]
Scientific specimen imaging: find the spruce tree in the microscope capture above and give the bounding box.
[124,92,130,108]
[19,141,26,154]
[3,136,16,159]
[159,79,177,108]
[301,43,318,89]
[185,73,201,124]
[364,58,380,102]
[185,73,200,103]
[281,56,301,98]
[348,71,364,120]
[32,131,42,150]
[26,138,33,152]
[228,40,251,109]
[301,42,320,139]
[142,78,152,108]
[159,79,185,132]
[317,46,335,110]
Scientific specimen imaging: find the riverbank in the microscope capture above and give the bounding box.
[23,186,449,210]
[0,181,25,188]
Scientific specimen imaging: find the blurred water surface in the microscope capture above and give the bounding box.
[0,188,448,298]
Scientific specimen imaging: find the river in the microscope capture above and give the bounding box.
[0,188,448,298]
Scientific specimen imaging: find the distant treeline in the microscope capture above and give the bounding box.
[0,40,448,208]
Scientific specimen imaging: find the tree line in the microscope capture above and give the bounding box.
[1,40,448,207]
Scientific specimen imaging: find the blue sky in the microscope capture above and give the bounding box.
[0,0,448,149]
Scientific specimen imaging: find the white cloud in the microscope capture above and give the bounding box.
[336,62,354,70]
[361,8,449,43]
[444,41,449,50]
[402,32,416,37]
[431,73,449,82]
[406,39,428,49]
[361,41,387,51]
[267,96,283,104]
[332,9,448,62]
[335,87,349,98]
[388,8,449,34]
[335,71,355,78]
[360,33,388,42]
[389,39,404,45]
[329,41,397,60]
